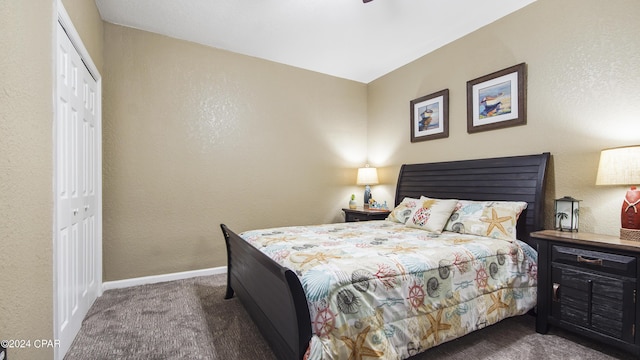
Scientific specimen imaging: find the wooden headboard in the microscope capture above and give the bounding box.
[394,153,550,245]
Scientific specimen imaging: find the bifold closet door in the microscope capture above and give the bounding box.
[55,20,100,359]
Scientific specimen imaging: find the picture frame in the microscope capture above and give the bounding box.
[410,89,449,142]
[466,63,526,134]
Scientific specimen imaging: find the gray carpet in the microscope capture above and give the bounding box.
[64,274,635,360]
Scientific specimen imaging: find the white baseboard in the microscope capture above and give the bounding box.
[102,266,227,291]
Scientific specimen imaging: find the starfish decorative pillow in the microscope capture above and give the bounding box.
[444,200,527,241]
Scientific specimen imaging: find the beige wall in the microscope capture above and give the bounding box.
[368,0,640,236]
[0,1,54,359]
[2,0,639,357]
[62,0,104,73]
[0,0,102,359]
[102,0,640,282]
[102,24,368,281]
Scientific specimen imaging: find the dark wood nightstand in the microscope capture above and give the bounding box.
[342,207,391,222]
[532,230,640,356]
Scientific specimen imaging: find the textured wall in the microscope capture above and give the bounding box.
[102,24,368,281]
[367,0,640,236]
[0,1,54,359]
[62,0,104,73]
[0,0,103,359]
[3,1,638,356]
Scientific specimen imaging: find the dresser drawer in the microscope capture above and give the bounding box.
[551,264,635,341]
[346,213,366,222]
[343,208,390,222]
[552,245,637,278]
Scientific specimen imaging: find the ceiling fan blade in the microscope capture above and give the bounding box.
[363,0,374,3]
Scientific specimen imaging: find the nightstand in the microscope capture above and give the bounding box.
[532,230,640,356]
[342,207,391,222]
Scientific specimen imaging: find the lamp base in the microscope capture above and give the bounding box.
[621,186,640,229]
[620,228,640,242]
[363,185,372,209]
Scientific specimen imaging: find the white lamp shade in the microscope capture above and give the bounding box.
[356,166,379,185]
[596,145,640,185]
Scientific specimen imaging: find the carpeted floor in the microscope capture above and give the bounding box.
[64,274,635,360]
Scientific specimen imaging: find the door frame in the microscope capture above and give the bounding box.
[54,2,103,359]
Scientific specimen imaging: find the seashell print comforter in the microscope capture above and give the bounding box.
[241,220,537,360]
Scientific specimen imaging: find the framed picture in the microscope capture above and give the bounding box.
[410,89,449,142]
[466,63,526,133]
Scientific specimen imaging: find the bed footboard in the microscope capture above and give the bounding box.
[220,224,311,360]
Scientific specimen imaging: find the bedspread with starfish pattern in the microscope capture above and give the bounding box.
[240,220,537,360]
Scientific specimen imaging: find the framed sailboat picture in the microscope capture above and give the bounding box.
[466,63,526,133]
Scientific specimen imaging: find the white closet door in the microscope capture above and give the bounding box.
[55,21,100,359]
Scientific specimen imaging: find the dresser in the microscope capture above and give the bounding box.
[342,207,390,222]
[532,230,640,356]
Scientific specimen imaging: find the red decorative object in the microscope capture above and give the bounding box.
[622,186,640,229]
[595,145,640,240]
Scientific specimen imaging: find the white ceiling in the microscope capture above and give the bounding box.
[95,0,536,84]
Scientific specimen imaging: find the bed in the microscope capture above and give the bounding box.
[220,152,550,360]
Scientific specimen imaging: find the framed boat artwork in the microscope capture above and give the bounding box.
[410,88,449,142]
[467,63,527,133]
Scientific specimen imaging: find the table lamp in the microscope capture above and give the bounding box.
[356,165,379,208]
[595,145,640,240]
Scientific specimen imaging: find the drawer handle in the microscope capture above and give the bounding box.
[553,282,560,302]
[577,255,603,266]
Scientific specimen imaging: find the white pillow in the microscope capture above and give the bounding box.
[405,197,459,233]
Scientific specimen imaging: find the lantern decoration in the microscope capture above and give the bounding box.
[555,196,581,232]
